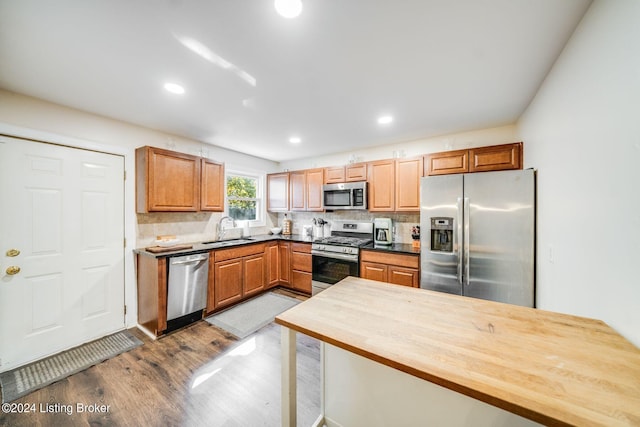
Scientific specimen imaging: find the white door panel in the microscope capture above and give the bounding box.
[0,135,125,372]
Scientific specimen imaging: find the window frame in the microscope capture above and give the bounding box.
[224,169,266,227]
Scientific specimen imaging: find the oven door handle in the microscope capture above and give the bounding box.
[311,250,358,262]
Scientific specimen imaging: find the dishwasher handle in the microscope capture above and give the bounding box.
[170,255,208,265]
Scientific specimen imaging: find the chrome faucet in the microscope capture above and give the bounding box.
[217,216,235,241]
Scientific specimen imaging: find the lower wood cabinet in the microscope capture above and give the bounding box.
[209,243,267,312]
[278,241,290,285]
[360,250,420,287]
[266,242,280,289]
[290,242,312,293]
[136,254,168,336]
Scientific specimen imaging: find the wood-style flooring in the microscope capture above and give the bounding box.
[0,289,320,427]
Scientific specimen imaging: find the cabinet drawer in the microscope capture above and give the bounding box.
[214,243,265,262]
[291,251,312,272]
[360,250,419,269]
[291,270,312,293]
[291,242,311,253]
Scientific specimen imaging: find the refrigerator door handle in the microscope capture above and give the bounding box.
[464,197,470,287]
[457,197,463,286]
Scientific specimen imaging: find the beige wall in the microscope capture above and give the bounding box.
[280,124,518,171]
[518,0,640,346]
[0,90,280,328]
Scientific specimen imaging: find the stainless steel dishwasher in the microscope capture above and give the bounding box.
[166,253,209,332]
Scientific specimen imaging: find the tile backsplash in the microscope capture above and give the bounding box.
[136,211,420,247]
[274,211,420,244]
[136,212,276,248]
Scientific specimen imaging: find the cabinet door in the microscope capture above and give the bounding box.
[346,163,367,182]
[201,158,224,211]
[324,166,345,184]
[306,168,324,211]
[279,242,291,284]
[243,254,265,297]
[360,261,388,282]
[137,146,200,212]
[291,270,312,293]
[206,252,216,314]
[267,173,289,212]
[425,149,469,176]
[388,266,419,287]
[266,243,279,288]
[469,142,522,173]
[368,160,395,211]
[395,157,423,212]
[214,259,243,309]
[290,171,306,211]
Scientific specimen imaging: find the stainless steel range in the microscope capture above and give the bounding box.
[311,220,373,295]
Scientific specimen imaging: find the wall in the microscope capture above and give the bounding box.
[517,0,640,346]
[0,89,280,328]
[280,124,518,171]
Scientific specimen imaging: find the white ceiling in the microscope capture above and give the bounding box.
[0,0,591,162]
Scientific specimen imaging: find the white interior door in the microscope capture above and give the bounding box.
[0,135,125,372]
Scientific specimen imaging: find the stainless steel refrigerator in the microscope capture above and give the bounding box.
[420,169,535,307]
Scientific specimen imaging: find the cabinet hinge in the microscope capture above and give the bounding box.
[124,237,127,248]
[124,170,127,181]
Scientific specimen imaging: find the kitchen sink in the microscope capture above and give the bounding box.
[201,237,255,247]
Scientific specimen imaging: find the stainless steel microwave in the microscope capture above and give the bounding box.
[323,182,367,210]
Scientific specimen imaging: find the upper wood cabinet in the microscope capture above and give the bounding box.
[395,156,423,212]
[469,142,522,173]
[324,166,345,184]
[425,143,522,176]
[200,158,225,212]
[369,157,422,212]
[346,163,368,181]
[267,172,290,212]
[325,163,367,183]
[368,159,395,211]
[136,146,225,213]
[290,168,324,212]
[136,146,201,213]
[424,149,468,176]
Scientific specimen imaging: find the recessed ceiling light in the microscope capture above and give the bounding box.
[377,115,393,125]
[164,82,185,95]
[289,137,301,144]
[274,0,303,18]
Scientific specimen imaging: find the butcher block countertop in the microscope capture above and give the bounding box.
[275,277,640,426]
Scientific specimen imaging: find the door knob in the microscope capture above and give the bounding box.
[6,266,20,275]
[5,249,20,257]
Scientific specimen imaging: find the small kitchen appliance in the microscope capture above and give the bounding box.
[374,218,393,245]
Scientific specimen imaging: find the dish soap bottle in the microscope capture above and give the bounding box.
[283,214,292,235]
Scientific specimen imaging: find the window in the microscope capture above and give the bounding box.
[226,170,264,225]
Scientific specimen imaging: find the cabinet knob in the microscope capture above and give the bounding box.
[6,266,21,276]
[6,249,20,257]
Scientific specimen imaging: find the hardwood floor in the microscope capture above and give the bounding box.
[0,289,320,427]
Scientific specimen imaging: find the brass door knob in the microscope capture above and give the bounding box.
[6,266,20,275]
[6,249,20,257]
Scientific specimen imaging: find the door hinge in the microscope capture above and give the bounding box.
[124,237,127,248]
[124,305,127,315]
[124,170,127,180]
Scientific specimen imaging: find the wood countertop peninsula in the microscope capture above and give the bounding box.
[275,277,640,426]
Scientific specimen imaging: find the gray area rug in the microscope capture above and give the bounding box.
[0,330,143,403]
[205,292,300,338]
